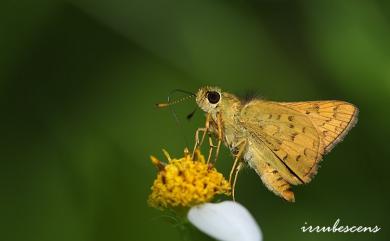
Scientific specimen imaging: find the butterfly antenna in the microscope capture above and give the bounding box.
[156,89,195,108]
[156,89,196,147]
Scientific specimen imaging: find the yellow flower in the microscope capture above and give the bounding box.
[148,148,231,209]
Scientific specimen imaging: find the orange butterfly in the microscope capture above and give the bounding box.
[159,86,358,202]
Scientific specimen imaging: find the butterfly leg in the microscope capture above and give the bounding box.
[192,113,211,157]
[232,162,244,201]
[229,139,247,184]
[206,134,216,164]
[229,139,247,200]
[212,112,223,163]
[192,127,207,157]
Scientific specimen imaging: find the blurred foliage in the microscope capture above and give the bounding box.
[1,0,389,241]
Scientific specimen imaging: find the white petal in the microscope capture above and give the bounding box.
[187,201,262,241]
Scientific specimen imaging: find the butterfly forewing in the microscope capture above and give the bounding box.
[241,100,325,183]
[280,101,359,153]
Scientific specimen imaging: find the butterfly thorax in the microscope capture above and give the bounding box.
[211,92,245,151]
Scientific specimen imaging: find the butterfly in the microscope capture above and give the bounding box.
[191,86,358,202]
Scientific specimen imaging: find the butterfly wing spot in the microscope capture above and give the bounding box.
[323,130,337,138]
[333,112,354,122]
[322,123,339,132]
[302,126,307,133]
[263,124,280,136]
[304,148,316,157]
[291,132,298,141]
[282,154,288,161]
[296,155,302,162]
[279,183,290,189]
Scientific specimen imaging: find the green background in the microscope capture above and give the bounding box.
[1,0,389,241]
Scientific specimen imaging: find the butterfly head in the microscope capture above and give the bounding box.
[195,86,223,114]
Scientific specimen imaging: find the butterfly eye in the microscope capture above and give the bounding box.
[207,91,220,104]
